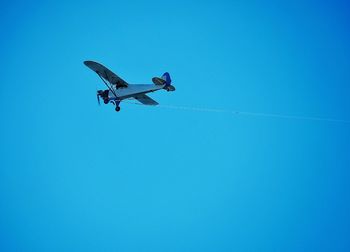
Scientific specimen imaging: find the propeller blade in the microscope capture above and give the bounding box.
[97,93,101,105]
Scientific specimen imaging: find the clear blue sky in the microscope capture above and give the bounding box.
[1,0,350,251]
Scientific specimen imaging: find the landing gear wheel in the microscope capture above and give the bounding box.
[104,99,109,104]
[115,106,121,112]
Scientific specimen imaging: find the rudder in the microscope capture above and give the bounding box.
[161,72,172,86]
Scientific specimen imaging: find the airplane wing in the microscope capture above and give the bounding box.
[84,61,128,88]
[134,94,159,105]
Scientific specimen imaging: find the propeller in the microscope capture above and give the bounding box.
[97,90,103,106]
[97,93,101,105]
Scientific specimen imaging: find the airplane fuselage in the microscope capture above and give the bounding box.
[108,83,165,100]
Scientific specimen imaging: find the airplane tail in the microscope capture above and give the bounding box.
[161,72,175,91]
[152,72,175,91]
[161,72,171,86]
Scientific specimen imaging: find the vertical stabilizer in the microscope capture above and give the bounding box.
[161,72,172,86]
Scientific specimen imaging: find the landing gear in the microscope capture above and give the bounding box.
[114,100,121,112]
[104,99,109,104]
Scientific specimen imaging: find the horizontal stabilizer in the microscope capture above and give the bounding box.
[152,77,166,85]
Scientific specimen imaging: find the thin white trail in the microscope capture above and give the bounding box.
[123,100,350,124]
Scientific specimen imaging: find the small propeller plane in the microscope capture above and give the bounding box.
[84,60,175,112]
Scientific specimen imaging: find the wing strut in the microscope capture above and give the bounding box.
[96,71,118,98]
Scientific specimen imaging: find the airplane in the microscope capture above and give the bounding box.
[84,60,175,112]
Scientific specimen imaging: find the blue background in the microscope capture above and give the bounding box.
[1,0,350,251]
